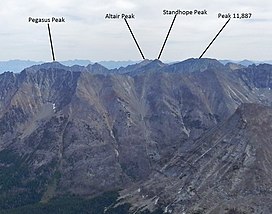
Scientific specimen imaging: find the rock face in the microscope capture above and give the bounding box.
[123,103,272,214]
[0,59,271,212]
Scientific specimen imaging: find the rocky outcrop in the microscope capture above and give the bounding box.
[123,103,272,214]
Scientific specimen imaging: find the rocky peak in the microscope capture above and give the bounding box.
[225,62,245,70]
[26,61,68,71]
[165,57,226,73]
[236,63,272,89]
[86,63,109,74]
[112,59,166,75]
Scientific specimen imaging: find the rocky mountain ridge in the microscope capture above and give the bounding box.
[1,59,272,73]
[0,58,271,213]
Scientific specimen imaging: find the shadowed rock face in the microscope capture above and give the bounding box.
[123,103,272,214]
[0,59,271,212]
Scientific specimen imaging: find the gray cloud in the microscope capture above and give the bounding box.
[0,0,271,62]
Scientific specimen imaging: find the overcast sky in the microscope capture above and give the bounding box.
[0,0,271,62]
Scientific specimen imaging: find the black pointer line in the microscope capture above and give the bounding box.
[124,18,145,60]
[158,13,177,60]
[47,24,56,61]
[199,18,231,59]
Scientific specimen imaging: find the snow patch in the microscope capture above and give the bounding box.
[110,130,115,139]
[52,103,56,111]
[164,205,172,213]
[182,127,190,137]
[114,149,119,157]
[154,197,159,205]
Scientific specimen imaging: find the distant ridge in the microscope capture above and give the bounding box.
[220,59,272,66]
[0,59,271,73]
[0,60,140,73]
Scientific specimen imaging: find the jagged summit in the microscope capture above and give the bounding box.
[147,59,165,67]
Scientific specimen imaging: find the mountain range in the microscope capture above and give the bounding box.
[0,58,271,213]
[0,60,140,73]
[0,59,271,73]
